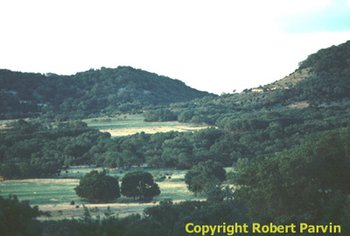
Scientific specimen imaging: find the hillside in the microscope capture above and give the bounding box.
[0,66,212,119]
[171,40,350,122]
[155,40,350,161]
[1,40,350,176]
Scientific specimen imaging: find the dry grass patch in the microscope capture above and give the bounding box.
[101,125,207,137]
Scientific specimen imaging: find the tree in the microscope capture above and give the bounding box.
[121,171,160,200]
[185,160,226,195]
[232,128,350,227]
[0,195,43,236]
[75,170,120,201]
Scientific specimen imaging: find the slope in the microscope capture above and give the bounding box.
[0,66,213,119]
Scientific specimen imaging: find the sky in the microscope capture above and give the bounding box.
[1,0,350,94]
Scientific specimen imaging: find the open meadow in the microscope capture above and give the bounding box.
[0,166,201,220]
[83,114,209,136]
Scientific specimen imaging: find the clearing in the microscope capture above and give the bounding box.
[0,166,202,220]
[84,114,209,137]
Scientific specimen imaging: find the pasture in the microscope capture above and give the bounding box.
[0,167,201,220]
[84,114,208,136]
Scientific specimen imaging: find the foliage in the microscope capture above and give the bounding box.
[121,171,160,200]
[231,128,350,231]
[75,170,120,201]
[2,40,350,236]
[185,160,226,195]
[42,200,248,236]
[0,120,110,179]
[143,108,177,122]
[2,41,350,179]
[0,195,43,236]
[0,66,212,119]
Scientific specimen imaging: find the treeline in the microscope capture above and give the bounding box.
[0,120,110,178]
[0,120,252,178]
[231,127,350,230]
[2,103,350,179]
[146,104,350,159]
[0,66,211,119]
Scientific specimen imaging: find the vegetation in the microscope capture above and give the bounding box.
[0,121,248,179]
[143,108,177,122]
[75,170,120,201]
[121,171,160,201]
[0,120,109,179]
[185,160,226,195]
[0,195,43,236]
[84,114,207,137]
[0,66,212,119]
[1,40,350,235]
[42,200,247,236]
[231,128,350,225]
[37,127,349,235]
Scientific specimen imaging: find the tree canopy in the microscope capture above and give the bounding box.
[185,160,226,195]
[0,66,212,119]
[121,171,160,201]
[231,128,350,225]
[75,170,120,201]
[0,195,43,236]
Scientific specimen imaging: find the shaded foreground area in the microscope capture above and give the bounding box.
[1,127,350,236]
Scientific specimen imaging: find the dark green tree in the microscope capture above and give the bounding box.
[185,160,226,195]
[121,171,160,200]
[232,128,350,229]
[75,170,120,201]
[0,195,43,236]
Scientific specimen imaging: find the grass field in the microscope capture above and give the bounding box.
[84,114,209,136]
[0,166,201,220]
[0,116,209,220]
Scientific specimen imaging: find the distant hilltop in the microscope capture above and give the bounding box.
[0,66,214,119]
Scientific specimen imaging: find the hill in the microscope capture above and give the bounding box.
[1,40,350,176]
[157,40,350,160]
[0,66,212,119]
[171,40,350,122]
[1,41,349,235]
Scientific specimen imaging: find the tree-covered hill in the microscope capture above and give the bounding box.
[0,66,213,119]
[169,40,350,124]
[2,41,350,236]
[1,40,350,179]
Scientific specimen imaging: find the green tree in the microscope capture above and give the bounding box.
[121,171,160,200]
[185,160,226,195]
[0,195,43,236]
[75,170,120,201]
[232,128,350,228]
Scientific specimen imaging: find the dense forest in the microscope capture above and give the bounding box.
[1,40,350,235]
[0,66,212,119]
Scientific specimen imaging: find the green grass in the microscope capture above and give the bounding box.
[83,114,208,136]
[84,114,179,129]
[0,179,79,205]
[0,167,195,204]
[0,166,200,219]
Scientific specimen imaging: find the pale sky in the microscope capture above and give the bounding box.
[1,0,350,94]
